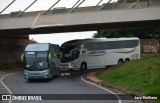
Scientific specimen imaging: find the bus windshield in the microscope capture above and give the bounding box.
[25,52,48,71]
[60,44,82,62]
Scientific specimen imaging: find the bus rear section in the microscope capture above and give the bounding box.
[22,43,60,81]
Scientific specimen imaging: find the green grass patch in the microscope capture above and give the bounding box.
[97,54,160,96]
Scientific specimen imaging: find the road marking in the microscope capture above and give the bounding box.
[81,74,121,103]
[121,100,136,103]
[1,72,17,103]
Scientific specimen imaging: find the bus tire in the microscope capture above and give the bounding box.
[118,59,123,64]
[27,79,31,82]
[56,69,60,76]
[125,58,130,62]
[81,62,87,71]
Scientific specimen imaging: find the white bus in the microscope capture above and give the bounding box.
[59,38,140,70]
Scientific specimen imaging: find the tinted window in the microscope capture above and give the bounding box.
[84,40,139,50]
[108,40,139,49]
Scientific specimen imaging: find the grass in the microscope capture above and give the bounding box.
[97,54,160,102]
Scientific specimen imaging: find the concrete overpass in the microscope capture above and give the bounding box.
[0,1,160,37]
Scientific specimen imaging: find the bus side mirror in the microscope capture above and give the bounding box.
[82,50,86,53]
[21,53,24,62]
[48,53,52,62]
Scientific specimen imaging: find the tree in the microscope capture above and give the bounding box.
[93,28,160,40]
[152,28,160,40]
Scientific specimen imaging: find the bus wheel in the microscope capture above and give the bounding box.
[125,58,130,62]
[81,62,87,71]
[27,79,31,82]
[118,59,123,64]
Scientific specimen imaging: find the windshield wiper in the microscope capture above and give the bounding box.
[31,61,36,70]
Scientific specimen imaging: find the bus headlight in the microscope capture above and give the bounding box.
[24,71,29,75]
[68,63,72,68]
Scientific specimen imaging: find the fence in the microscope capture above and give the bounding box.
[0,38,36,69]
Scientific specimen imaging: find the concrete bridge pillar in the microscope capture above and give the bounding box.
[0,37,36,70]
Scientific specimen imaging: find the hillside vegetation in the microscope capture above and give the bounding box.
[97,54,160,95]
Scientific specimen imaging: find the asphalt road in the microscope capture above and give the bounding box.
[3,70,119,103]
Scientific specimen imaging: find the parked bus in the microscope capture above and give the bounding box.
[59,38,140,70]
[21,43,60,81]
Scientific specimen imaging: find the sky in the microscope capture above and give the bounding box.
[0,0,117,45]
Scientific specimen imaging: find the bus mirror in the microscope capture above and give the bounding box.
[82,50,86,53]
[21,53,24,62]
[48,53,52,62]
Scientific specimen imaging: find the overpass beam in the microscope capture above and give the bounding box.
[43,0,61,15]
[16,0,37,17]
[0,0,16,14]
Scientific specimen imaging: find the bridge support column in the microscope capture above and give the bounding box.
[0,37,36,70]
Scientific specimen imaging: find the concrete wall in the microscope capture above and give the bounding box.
[0,38,36,69]
[140,39,160,53]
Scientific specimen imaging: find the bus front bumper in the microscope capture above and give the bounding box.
[24,70,51,79]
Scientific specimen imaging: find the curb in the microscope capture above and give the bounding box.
[0,71,12,103]
[84,69,155,103]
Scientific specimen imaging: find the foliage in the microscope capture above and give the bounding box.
[93,28,160,40]
[97,54,160,101]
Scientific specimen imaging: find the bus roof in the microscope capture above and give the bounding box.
[25,43,50,52]
[83,37,139,42]
[61,37,139,46]
[61,39,82,46]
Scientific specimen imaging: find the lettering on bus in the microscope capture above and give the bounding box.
[89,50,106,56]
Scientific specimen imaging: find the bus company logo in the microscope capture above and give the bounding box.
[89,50,106,56]
[2,95,11,100]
